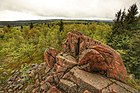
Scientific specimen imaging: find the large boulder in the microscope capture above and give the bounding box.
[61,67,138,93]
[62,31,127,82]
[42,31,138,93]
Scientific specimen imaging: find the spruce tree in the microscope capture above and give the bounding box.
[113,4,139,34]
[108,4,140,79]
[59,19,64,32]
[21,25,23,29]
[30,22,33,29]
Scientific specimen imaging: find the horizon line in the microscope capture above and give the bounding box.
[0,17,113,21]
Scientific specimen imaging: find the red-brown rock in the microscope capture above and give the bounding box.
[44,47,60,68]
[62,32,127,82]
[55,53,77,72]
[47,86,62,93]
[83,90,91,93]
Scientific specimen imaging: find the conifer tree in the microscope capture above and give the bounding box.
[113,4,139,34]
[7,24,11,28]
[108,4,140,79]
[21,25,23,29]
[30,22,33,29]
[59,19,64,32]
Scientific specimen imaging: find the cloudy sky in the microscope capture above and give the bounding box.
[0,0,140,21]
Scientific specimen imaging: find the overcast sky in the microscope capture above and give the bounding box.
[0,0,140,21]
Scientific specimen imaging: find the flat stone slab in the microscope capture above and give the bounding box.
[70,67,112,90]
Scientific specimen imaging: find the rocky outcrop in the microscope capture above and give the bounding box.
[1,31,139,93]
[1,62,138,93]
[45,31,127,82]
[44,31,138,93]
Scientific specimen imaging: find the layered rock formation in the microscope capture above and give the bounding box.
[1,32,139,93]
[43,31,138,93]
[45,31,127,82]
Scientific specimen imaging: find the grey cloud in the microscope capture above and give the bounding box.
[0,0,140,19]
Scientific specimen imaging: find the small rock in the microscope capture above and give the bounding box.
[47,86,61,93]
[35,74,39,79]
[129,74,135,80]
[32,87,39,93]
[40,83,48,90]
[28,70,35,77]
[19,84,24,90]
[8,89,13,92]
[83,90,91,93]
[46,76,54,83]
[25,85,34,92]
[2,72,8,76]
[0,91,4,93]
[45,67,50,74]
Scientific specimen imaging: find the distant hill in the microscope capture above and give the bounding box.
[0,19,113,27]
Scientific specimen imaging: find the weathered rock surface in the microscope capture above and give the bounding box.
[0,32,139,93]
[63,31,127,82]
[44,47,60,68]
[1,61,138,93]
